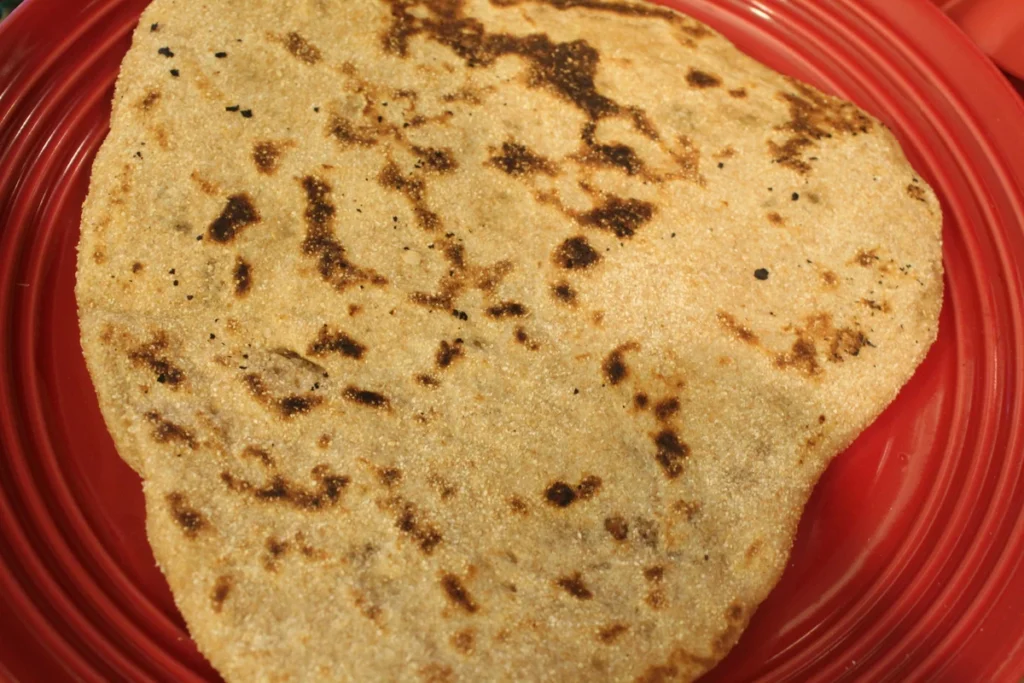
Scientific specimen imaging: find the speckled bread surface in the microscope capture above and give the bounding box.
[77,1,942,680]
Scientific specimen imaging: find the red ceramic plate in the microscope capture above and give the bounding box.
[1,0,1022,681]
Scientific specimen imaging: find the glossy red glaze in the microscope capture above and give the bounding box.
[1,1,1022,681]
[935,0,1024,79]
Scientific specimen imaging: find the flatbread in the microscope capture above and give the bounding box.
[76,0,943,680]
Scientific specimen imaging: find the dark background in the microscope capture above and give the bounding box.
[0,1,22,20]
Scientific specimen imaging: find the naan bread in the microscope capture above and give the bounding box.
[76,0,942,680]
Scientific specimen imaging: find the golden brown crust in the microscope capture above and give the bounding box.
[77,0,942,680]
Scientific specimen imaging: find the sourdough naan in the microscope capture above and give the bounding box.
[77,0,942,680]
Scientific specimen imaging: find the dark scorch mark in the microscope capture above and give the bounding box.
[233,257,252,296]
[308,326,367,360]
[413,146,458,173]
[654,429,689,479]
[653,398,680,421]
[327,115,379,147]
[552,281,577,304]
[436,339,464,369]
[686,68,722,88]
[391,497,443,554]
[598,623,630,643]
[556,572,594,599]
[545,481,577,507]
[343,386,390,409]
[489,141,556,176]
[769,79,873,174]
[221,466,350,510]
[441,573,479,613]
[244,373,324,418]
[717,311,759,345]
[300,176,388,292]
[144,410,197,449]
[381,2,619,120]
[486,301,528,318]
[284,32,322,64]
[554,236,600,270]
[604,515,629,541]
[207,194,260,244]
[602,343,638,385]
[211,575,232,613]
[129,333,186,387]
[378,162,441,231]
[578,196,655,239]
[544,475,602,507]
[167,492,207,537]
[253,141,283,175]
[579,122,643,175]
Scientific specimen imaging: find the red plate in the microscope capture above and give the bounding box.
[1,0,1022,681]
